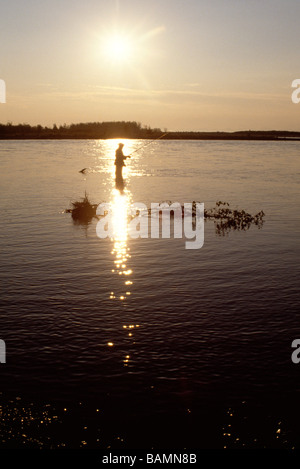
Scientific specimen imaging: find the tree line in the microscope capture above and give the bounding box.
[0,121,163,139]
[0,120,299,140]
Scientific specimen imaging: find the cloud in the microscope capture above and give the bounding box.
[7,84,287,110]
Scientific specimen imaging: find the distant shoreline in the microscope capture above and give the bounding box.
[1,121,300,140]
[1,136,300,141]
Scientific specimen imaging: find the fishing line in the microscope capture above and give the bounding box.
[128,132,168,157]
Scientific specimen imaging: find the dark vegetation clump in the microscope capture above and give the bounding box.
[66,196,265,235]
[147,200,265,236]
[66,192,98,222]
[204,201,265,236]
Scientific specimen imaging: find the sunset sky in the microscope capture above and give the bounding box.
[0,0,299,131]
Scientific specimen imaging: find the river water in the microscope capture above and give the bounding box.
[0,139,299,449]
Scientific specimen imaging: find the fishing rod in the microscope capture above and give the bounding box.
[128,132,168,157]
[79,132,168,173]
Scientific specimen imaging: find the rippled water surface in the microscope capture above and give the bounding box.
[0,139,300,449]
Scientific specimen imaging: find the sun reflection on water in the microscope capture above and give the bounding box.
[105,143,141,364]
[110,187,132,301]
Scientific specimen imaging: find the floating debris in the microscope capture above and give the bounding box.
[204,201,265,236]
[66,196,265,234]
[146,201,265,236]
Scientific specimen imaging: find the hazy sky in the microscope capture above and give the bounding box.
[0,0,299,130]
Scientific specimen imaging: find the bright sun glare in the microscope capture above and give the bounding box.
[103,34,133,63]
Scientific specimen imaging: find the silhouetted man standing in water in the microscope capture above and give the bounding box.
[115,143,130,181]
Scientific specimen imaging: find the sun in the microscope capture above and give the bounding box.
[103,34,134,63]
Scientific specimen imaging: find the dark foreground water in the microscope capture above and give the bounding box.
[0,139,300,449]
